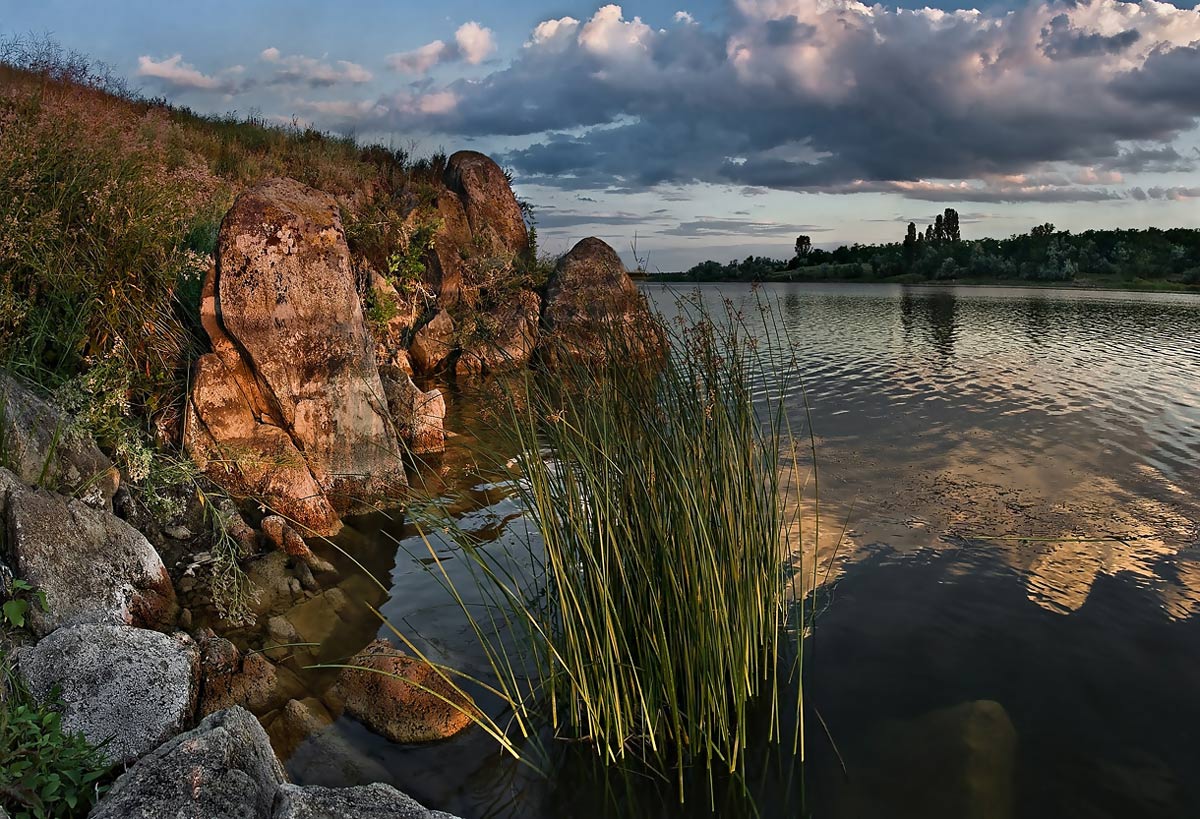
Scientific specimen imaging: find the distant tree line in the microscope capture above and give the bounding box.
[674,209,1200,287]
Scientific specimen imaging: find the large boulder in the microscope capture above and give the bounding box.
[443,151,529,261]
[426,194,472,308]
[456,291,541,378]
[539,237,658,367]
[408,309,456,375]
[19,624,199,766]
[0,372,118,508]
[0,470,176,637]
[273,783,460,819]
[327,639,475,744]
[186,178,407,535]
[88,706,285,819]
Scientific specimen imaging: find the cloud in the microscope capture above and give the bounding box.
[136,54,244,93]
[259,48,372,87]
[1129,185,1200,201]
[306,1,1200,203]
[661,217,827,237]
[387,21,495,74]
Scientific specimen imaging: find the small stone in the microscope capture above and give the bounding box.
[164,525,193,540]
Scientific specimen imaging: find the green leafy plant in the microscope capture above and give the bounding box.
[0,656,112,818]
[2,579,47,630]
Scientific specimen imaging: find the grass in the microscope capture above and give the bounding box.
[375,294,812,804]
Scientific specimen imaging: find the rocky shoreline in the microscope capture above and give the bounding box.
[0,149,653,818]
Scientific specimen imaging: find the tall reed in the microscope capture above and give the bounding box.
[408,294,808,800]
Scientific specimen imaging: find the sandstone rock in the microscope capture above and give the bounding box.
[0,470,176,637]
[262,515,335,574]
[383,374,446,456]
[88,706,285,819]
[201,643,304,717]
[456,291,540,378]
[540,237,659,367]
[427,192,472,308]
[408,309,456,374]
[186,177,407,534]
[187,354,341,536]
[327,639,474,744]
[0,372,118,508]
[273,783,460,819]
[443,151,529,260]
[367,270,418,348]
[19,624,199,766]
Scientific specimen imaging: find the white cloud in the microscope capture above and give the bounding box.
[674,11,696,25]
[387,40,449,73]
[455,21,496,65]
[136,54,235,92]
[258,48,372,86]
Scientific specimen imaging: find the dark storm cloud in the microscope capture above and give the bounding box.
[306,2,1200,200]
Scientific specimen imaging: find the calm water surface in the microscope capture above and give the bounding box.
[278,283,1200,818]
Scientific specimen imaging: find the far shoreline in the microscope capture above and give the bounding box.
[641,275,1200,296]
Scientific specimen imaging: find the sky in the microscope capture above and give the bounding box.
[2,0,1199,270]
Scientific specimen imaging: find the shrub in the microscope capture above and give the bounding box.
[0,657,112,818]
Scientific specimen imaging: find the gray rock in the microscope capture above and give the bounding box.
[0,372,119,508]
[273,783,459,819]
[1,470,177,637]
[89,706,285,819]
[19,624,199,766]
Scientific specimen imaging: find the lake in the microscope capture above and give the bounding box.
[274,282,1200,818]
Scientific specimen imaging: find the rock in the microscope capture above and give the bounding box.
[426,192,472,308]
[367,270,417,349]
[201,644,304,717]
[19,624,199,766]
[838,700,1017,819]
[165,525,194,540]
[88,706,285,819]
[327,639,474,743]
[408,309,456,375]
[456,291,541,378]
[186,177,408,534]
[443,151,529,261]
[273,782,459,819]
[1,471,177,637]
[539,237,659,367]
[262,515,335,574]
[267,698,392,787]
[0,371,119,508]
[245,553,307,616]
[383,374,446,456]
[186,354,341,537]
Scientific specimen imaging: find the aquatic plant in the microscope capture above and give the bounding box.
[396,294,812,800]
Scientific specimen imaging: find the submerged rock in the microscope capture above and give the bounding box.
[838,699,1017,819]
[0,469,176,636]
[186,177,407,534]
[19,624,199,766]
[327,639,475,744]
[262,515,335,574]
[539,237,659,367]
[273,782,459,819]
[266,698,392,787]
[0,371,119,508]
[198,631,304,717]
[89,706,285,819]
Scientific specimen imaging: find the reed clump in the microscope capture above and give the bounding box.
[411,296,806,798]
